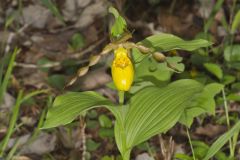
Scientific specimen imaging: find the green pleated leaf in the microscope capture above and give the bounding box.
[142,33,212,51]
[115,79,219,159]
[42,79,221,160]
[42,91,122,129]
[125,80,202,146]
[166,56,185,72]
[224,45,240,62]
[204,63,223,80]
[135,56,172,82]
[203,121,240,160]
[179,83,223,127]
[132,33,212,63]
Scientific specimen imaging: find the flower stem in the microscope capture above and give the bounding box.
[119,90,125,105]
[186,127,196,160]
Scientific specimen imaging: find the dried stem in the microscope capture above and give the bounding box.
[79,117,86,160]
[159,134,175,160]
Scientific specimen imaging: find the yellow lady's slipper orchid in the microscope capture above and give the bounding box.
[111,47,134,91]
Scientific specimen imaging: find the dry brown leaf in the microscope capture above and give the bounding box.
[75,1,107,28]
[12,156,32,160]
[19,5,52,29]
[75,67,111,91]
[20,132,56,155]
[195,124,226,138]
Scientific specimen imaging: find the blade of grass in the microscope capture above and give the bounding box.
[203,121,240,160]
[0,90,48,157]
[41,0,65,25]
[0,90,23,157]
[204,0,224,33]
[6,138,20,160]
[0,55,4,85]
[222,89,234,157]
[20,89,49,104]
[0,48,20,104]
[28,96,52,143]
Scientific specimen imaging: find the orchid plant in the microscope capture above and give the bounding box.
[42,7,227,160]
